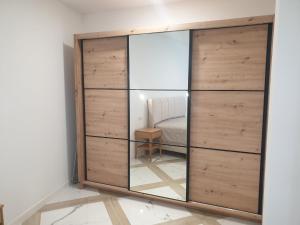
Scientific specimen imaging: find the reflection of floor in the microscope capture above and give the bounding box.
[23,185,260,225]
[130,153,187,201]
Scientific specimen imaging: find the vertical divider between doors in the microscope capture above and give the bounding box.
[127,35,131,190]
[80,39,88,181]
[186,30,193,202]
[258,23,273,214]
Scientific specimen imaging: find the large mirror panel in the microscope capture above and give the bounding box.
[129,31,189,90]
[129,30,190,201]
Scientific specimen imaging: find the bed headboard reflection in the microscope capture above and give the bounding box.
[148,96,186,127]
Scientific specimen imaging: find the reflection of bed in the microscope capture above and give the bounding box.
[148,96,187,154]
[155,117,186,146]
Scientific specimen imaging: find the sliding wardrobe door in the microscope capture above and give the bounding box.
[83,37,128,188]
[190,24,269,213]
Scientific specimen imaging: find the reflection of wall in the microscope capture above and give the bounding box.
[129,31,189,89]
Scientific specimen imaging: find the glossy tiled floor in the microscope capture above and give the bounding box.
[130,153,187,201]
[23,185,260,225]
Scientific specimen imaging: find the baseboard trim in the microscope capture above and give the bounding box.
[9,182,69,225]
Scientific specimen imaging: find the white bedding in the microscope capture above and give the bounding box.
[155,116,187,146]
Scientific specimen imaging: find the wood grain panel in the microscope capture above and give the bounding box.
[85,90,128,139]
[192,25,268,90]
[83,37,128,89]
[191,91,264,153]
[86,136,128,188]
[190,148,260,213]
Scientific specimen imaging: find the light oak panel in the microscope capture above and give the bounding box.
[83,37,128,89]
[192,25,268,90]
[85,90,128,139]
[190,148,260,213]
[86,136,128,188]
[191,91,264,153]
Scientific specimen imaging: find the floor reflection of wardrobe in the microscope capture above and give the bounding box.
[74,16,273,222]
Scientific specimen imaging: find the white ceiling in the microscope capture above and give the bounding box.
[60,0,185,14]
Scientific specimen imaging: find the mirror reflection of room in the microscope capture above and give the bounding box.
[129,30,189,201]
[130,91,188,147]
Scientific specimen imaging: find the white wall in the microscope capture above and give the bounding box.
[263,0,300,225]
[82,0,275,33]
[0,0,82,224]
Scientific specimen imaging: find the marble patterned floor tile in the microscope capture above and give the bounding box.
[24,184,260,225]
[40,202,112,225]
[141,186,185,201]
[46,185,100,204]
[118,197,191,225]
[130,166,162,187]
[157,161,186,180]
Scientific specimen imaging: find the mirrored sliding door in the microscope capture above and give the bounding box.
[128,30,190,201]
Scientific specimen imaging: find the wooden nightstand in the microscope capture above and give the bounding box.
[0,204,4,225]
[135,128,162,161]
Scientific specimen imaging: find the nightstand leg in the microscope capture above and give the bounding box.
[135,142,137,159]
[149,140,152,162]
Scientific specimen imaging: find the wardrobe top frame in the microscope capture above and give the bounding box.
[74,15,274,40]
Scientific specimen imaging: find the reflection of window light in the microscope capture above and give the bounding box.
[139,94,145,100]
[186,92,189,97]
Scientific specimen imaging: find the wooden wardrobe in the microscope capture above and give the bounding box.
[74,15,273,222]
